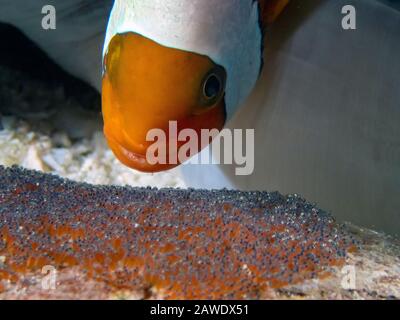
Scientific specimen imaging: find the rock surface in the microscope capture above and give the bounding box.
[0,166,399,300]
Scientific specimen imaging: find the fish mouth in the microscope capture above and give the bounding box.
[103,129,179,173]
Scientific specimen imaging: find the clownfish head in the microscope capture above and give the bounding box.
[102,0,264,172]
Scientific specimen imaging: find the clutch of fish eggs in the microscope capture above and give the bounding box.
[0,165,357,299]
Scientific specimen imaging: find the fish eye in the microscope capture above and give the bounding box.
[201,66,226,106]
[204,74,221,99]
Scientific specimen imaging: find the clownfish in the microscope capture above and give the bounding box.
[101,0,289,172]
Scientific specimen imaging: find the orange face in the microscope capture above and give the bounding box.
[102,33,226,172]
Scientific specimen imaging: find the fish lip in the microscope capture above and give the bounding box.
[103,128,145,158]
[104,129,148,162]
[118,141,147,163]
[103,128,179,172]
